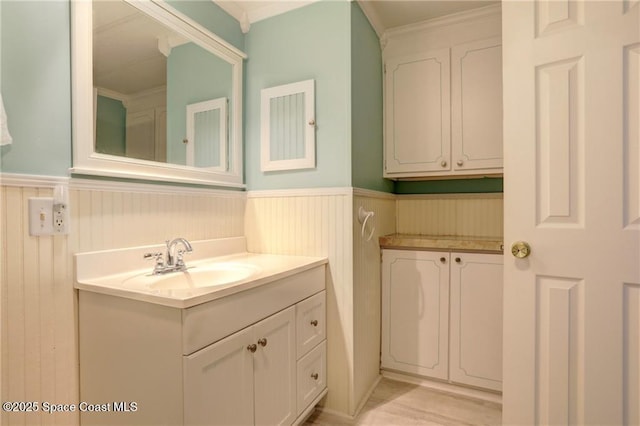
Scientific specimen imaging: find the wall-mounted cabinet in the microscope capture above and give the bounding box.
[383,5,503,180]
[381,249,503,392]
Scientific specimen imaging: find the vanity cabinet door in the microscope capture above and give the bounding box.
[381,250,450,380]
[253,307,296,426]
[183,326,255,426]
[449,252,503,391]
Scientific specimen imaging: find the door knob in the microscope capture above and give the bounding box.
[511,241,531,258]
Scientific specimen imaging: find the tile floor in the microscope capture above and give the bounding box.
[304,378,502,426]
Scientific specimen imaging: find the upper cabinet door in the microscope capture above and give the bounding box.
[384,48,451,175]
[451,37,503,172]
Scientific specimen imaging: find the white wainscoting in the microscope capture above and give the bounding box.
[352,193,395,414]
[245,188,355,415]
[0,176,246,426]
[245,188,397,417]
[396,193,503,238]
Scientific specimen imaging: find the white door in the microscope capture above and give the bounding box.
[381,250,450,380]
[449,252,503,391]
[503,1,640,425]
[253,307,296,426]
[183,327,255,426]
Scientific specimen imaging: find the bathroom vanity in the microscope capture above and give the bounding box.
[75,237,327,425]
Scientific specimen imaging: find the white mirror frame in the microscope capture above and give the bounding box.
[71,0,246,187]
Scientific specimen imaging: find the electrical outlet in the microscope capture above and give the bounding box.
[53,203,69,234]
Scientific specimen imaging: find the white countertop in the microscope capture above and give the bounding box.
[75,238,327,308]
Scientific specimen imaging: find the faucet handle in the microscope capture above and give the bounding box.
[143,252,163,260]
[175,248,191,267]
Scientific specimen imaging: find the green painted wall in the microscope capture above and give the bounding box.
[166,0,244,52]
[244,1,352,190]
[395,177,503,194]
[350,2,393,193]
[166,42,233,165]
[95,95,126,156]
[0,0,71,176]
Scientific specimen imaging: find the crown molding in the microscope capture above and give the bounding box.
[383,3,501,39]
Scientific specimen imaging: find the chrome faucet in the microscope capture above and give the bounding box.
[143,237,193,274]
[166,237,193,270]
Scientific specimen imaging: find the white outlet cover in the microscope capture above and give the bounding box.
[28,197,54,236]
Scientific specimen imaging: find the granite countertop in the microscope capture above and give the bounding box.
[379,234,504,253]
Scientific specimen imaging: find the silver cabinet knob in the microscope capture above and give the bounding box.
[441,160,447,167]
[511,241,531,258]
[457,160,464,166]
[257,338,267,347]
[247,344,257,353]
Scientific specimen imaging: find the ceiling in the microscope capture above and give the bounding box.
[216,0,500,35]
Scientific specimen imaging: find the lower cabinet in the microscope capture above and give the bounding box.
[78,266,326,426]
[184,293,327,426]
[381,249,503,391]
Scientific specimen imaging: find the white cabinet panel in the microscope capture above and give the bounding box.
[449,252,503,391]
[296,291,326,358]
[253,307,296,426]
[381,250,450,380]
[451,37,503,172]
[184,326,255,426]
[384,49,451,174]
[296,341,327,415]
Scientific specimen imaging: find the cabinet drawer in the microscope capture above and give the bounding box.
[296,291,326,358]
[296,341,326,416]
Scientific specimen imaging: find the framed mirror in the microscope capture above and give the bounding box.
[71,0,246,187]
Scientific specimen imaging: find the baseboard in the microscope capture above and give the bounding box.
[352,374,383,418]
[381,370,502,405]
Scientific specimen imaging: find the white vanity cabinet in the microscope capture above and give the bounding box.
[184,307,297,426]
[383,6,503,179]
[78,264,327,426]
[381,249,502,391]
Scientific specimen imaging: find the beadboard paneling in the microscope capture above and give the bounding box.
[0,183,245,426]
[245,192,354,415]
[352,194,395,413]
[396,194,503,238]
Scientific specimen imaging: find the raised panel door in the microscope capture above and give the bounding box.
[449,252,503,391]
[253,307,296,426]
[381,250,450,380]
[384,49,451,175]
[451,37,503,172]
[503,1,640,424]
[183,326,254,426]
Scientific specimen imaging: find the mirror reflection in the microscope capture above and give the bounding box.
[92,0,232,168]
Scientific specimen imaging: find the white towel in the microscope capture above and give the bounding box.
[1,93,13,146]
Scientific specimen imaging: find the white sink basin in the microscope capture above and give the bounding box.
[122,263,260,291]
